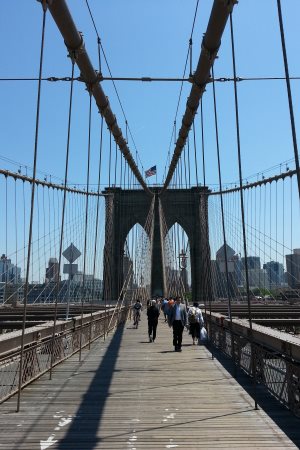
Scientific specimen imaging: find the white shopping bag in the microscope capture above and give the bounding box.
[200,326,208,342]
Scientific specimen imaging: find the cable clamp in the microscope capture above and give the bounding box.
[201,37,220,62]
[66,32,85,62]
[218,0,238,13]
[191,76,206,93]
[37,0,49,12]
[85,71,103,93]
[95,71,103,82]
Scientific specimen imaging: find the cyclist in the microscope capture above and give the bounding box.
[133,299,142,328]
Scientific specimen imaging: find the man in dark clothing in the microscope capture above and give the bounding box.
[168,297,187,351]
[147,300,160,342]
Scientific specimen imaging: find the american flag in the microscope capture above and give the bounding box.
[145,165,157,178]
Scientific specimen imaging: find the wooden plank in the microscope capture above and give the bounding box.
[0,314,298,449]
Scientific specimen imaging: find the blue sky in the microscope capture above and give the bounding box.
[1,0,300,188]
[0,1,300,283]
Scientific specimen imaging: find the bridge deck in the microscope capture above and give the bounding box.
[0,316,298,449]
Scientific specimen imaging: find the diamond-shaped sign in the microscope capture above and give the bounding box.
[63,243,81,263]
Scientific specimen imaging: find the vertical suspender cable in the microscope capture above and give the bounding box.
[108,131,112,188]
[263,184,266,292]
[290,176,293,254]
[282,181,285,279]
[49,60,75,379]
[36,187,41,284]
[14,180,18,288]
[277,0,300,199]
[211,65,233,323]
[200,98,206,186]
[5,177,8,294]
[120,153,123,189]
[79,92,92,361]
[183,146,188,189]
[275,181,278,278]
[192,120,199,186]
[187,137,191,187]
[23,182,26,279]
[90,117,104,348]
[229,13,257,409]
[17,2,47,413]
[189,38,193,78]
[114,141,118,187]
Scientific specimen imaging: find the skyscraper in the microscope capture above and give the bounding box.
[286,249,300,289]
[45,258,60,283]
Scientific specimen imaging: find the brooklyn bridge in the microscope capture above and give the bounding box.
[0,0,300,448]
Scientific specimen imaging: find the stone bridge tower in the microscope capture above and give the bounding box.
[103,187,212,303]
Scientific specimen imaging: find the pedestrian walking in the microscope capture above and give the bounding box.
[132,299,142,328]
[168,296,187,352]
[147,299,160,342]
[187,302,204,345]
[161,297,168,322]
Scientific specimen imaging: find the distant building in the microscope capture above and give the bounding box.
[45,257,60,283]
[0,254,21,283]
[240,256,270,289]
[264,261,284,288]
[216,244,235,265]
[241,256,261,270]
[286,249,300,289]
[72,272,103,301]
[214,244,239,298]
[242,267,268,290]
[0,281,23,303]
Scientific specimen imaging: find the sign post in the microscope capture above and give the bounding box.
[63,243,81,319]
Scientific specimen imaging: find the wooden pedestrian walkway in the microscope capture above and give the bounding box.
[0,314,299,449]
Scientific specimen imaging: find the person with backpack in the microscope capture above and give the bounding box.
[187,302,204,345]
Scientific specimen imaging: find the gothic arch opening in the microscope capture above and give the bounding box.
[164,222,191,298]
[123,223,152,301]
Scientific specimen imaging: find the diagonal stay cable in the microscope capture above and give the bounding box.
[162,0,200,183]
[161,0,238,193]
[85,0,146,181]
[47,0,151,195]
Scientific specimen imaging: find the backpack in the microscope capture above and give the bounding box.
[188,307,197,324]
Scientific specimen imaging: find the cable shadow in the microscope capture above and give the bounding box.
[92,408,253,443]
[55,322,125,450]
[107,378,228,396]
[209,345,300,447]
[9,344,95,450]
[159,350,176,354]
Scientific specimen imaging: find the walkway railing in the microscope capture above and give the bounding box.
[0,306,129,404]
[207,312,300,417]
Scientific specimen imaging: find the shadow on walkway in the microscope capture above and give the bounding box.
[209,345,300,448]
[56,322,125,450]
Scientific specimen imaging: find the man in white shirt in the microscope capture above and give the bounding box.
[168,297,187,352]
[187,302,204,345]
